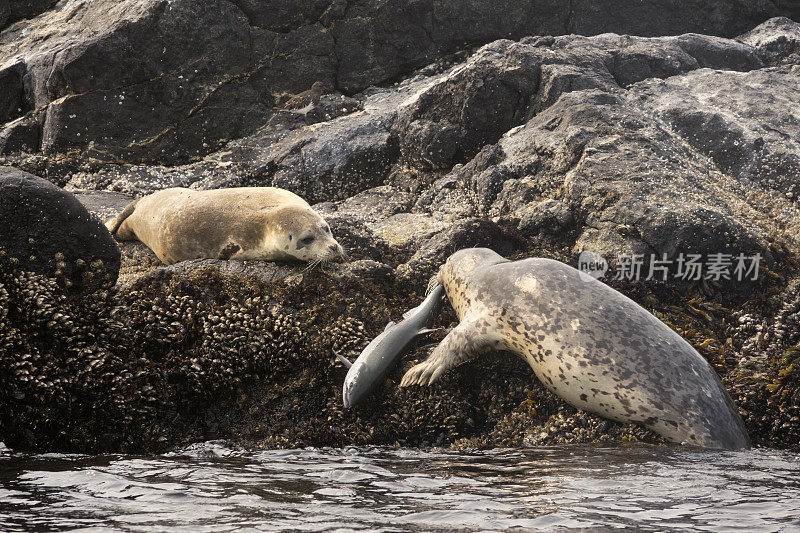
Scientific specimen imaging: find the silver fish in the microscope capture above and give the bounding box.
[337,284,445,408]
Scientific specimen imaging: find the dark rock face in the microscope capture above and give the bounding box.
[3,11,800,453]
[0,1,58,30]
[0,0,795,165]
[0,167,120,293]
[1,0,270,164]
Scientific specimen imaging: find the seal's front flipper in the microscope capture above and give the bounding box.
[218,242,241,260]
[400,317,496,387]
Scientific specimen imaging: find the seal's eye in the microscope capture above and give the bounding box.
[300,236,315,246]
[323,226,331,235]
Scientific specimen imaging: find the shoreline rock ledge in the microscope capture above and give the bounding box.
[0,4,799,453]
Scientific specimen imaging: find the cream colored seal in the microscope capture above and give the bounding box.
[105,187,344,265]
[401,248,750,450]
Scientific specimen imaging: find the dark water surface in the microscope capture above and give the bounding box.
[1,442,799,532]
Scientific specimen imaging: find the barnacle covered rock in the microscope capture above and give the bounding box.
[0,166,120,294]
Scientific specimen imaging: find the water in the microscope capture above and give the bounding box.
[1,442,799,532]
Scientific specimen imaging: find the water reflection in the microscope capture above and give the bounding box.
[1,442,799,532]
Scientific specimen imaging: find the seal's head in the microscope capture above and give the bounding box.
[269,205,345,262]
[437,247,507,286]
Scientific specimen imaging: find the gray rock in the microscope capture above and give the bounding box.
[0,0,794,165]
[442,62,800,267]
[518,199,575,240]
[0,113,41,154]
[1,0,269,164]
[0,166,120,292]
[1,1,58,30]
[568,0,787,38]
[738,17,800,66]
[396,218,521,289]
[396,32,762,172]
[157,258,294,284]
[72,189,135,221]
[66,74,439,201]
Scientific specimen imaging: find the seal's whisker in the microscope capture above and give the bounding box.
[303,259,321,272]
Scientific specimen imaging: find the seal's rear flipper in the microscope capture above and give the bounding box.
[333,349,353,369]
[400,317,497,386]
[105,198,139,239]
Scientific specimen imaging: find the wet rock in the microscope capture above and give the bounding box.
[201,110,399,204]
[64,85,410,201]
[0,61,27,125]
[156,258,294,284]
[729,280,800,449]
[68,164,205,198]
[517,199,575,241]
[0,166,120,293]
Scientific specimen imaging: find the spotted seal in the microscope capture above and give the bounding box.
[400,248,750,450]
[105,187,344,265]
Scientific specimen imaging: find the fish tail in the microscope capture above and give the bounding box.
[426,272,441,295]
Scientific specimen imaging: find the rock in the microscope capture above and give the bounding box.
[0,61,27,125]
[1,0,794,165]
[518,198,575,240]
[317,213,393,263]
[738,17,800,66]
[396,218,521,288]
[200,109,399,204]
[394,31,799,273]
[448,83,787,264]
[157,258,295,284]
[73,189,135,221]
[1,1,58,29]
[4,8,800,453]
[396,32,762,172]
[0,113,41,154]
[569,0,786,38]
[1,0,269,164]
[332,0,785,93]
[65,74,437,201]
[0,166,120,292]
[319,185,417,219]
[641,67,800,200]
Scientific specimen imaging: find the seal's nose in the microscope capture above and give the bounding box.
[330,243,348,259]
